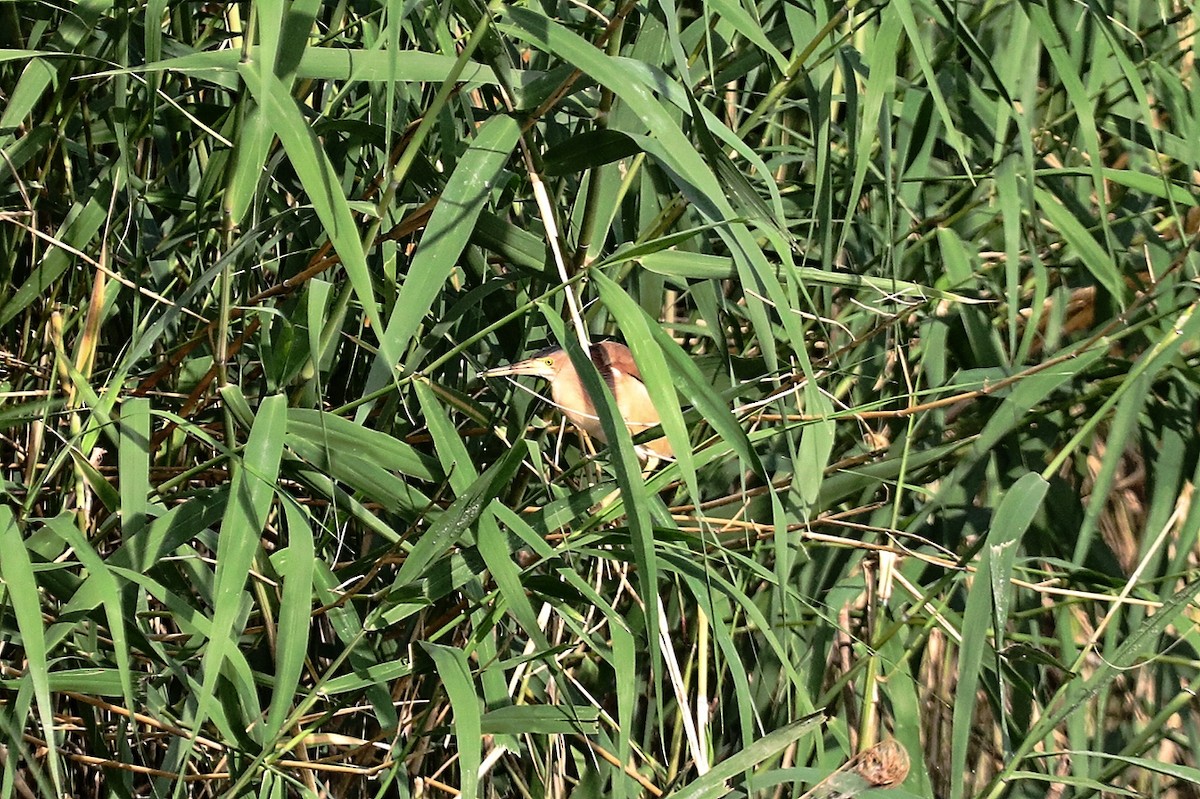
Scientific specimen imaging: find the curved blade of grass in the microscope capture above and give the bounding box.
[594,55,786,224]
[1064,752,1200,787]
[104,563,262,745]
[1072,373,1149,563]
[224,103,273,226]
[981,574,1200,799]
[362,114,521,403]
[660,550,809,693]
[43,513,136,713]
[192,393,286,753]
[0,508,64,795]
[0,176,116,328]
[414,379,546,645]
[264,499,316,740]
[842,3,902,256]
[104,47,501,85]
[634,250,982,303]
[237,65,386,365]
[0,668,125,696]
[1034,185,1125,305]
[669,713,825,799]
[382,441,525,599]
[1,0,115,141]
[1026,3,1116,279]
[420,643,482,799]
[284,442,433,520]
[891,0,971,175]
[950,472,1047,799]
[480,704,601,735]
[118,398,152,542]
[918,345,1106,524]
[1042,302,1200,483]
[287,408,441,481]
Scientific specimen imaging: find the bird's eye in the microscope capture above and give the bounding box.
[544,358,554,366]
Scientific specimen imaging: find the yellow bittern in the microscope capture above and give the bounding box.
[480,341,672,462]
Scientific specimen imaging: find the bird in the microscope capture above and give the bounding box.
[479,341,673,463]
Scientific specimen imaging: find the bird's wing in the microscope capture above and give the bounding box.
[595,341,643,383]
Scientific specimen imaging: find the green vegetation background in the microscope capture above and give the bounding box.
[2,1,1200,797]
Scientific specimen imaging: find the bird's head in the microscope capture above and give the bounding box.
[478,346,569,381]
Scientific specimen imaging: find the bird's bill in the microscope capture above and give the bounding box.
[479,359,553,379]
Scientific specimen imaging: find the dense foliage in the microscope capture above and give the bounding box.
[2,0,1200,797]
